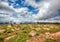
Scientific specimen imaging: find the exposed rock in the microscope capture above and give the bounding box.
[0,29,5,33]
[29,30,36,36]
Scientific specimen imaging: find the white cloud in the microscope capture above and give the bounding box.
[23,0,60,20]
[25,0,37,7]
[0,1,15,14]
[49,16,60,20]
[0,1,28,14]
[14,8,28,14]
[32,0,60,20]
[0,0,60,23]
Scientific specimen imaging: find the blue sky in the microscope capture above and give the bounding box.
[0,0,60,23]
[8,0,39,14]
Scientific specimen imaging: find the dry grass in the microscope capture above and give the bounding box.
[0,23,60,42]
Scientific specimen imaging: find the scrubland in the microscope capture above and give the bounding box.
[0,23,60,42]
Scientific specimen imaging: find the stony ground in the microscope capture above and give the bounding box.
[0,23,60,42]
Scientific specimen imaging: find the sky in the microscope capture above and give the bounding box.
[0,0,60,23]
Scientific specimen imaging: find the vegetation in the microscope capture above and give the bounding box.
[45,38,57,42]
[0,23,60,42]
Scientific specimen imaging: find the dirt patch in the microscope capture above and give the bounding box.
[29,30,36,36]
[0,29,5,33]
[26,32,60,42]
[3,35,16,42]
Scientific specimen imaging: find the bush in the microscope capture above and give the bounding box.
[45,38,57,42]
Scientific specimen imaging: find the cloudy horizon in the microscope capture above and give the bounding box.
[0,0,60,24]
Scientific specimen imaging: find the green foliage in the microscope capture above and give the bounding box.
[45,38,57,42]
[0,24,60,42]
[49,28,60,33]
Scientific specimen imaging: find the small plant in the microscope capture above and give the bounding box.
[4,29,13,34]
[0,34,4,42]
[29,35,32,37]
[45,38,57,42]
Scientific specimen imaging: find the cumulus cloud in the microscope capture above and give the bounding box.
[0,0,60,23]
[32,0,60,20]
[0,1,28,14]
[0,1,15,14]
[23,0,60,20]
[0,0,33,23]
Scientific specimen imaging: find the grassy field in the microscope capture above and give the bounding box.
[0,23,60,42]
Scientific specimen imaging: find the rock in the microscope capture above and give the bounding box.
[0,29,5,33]
[29,30,36,36]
